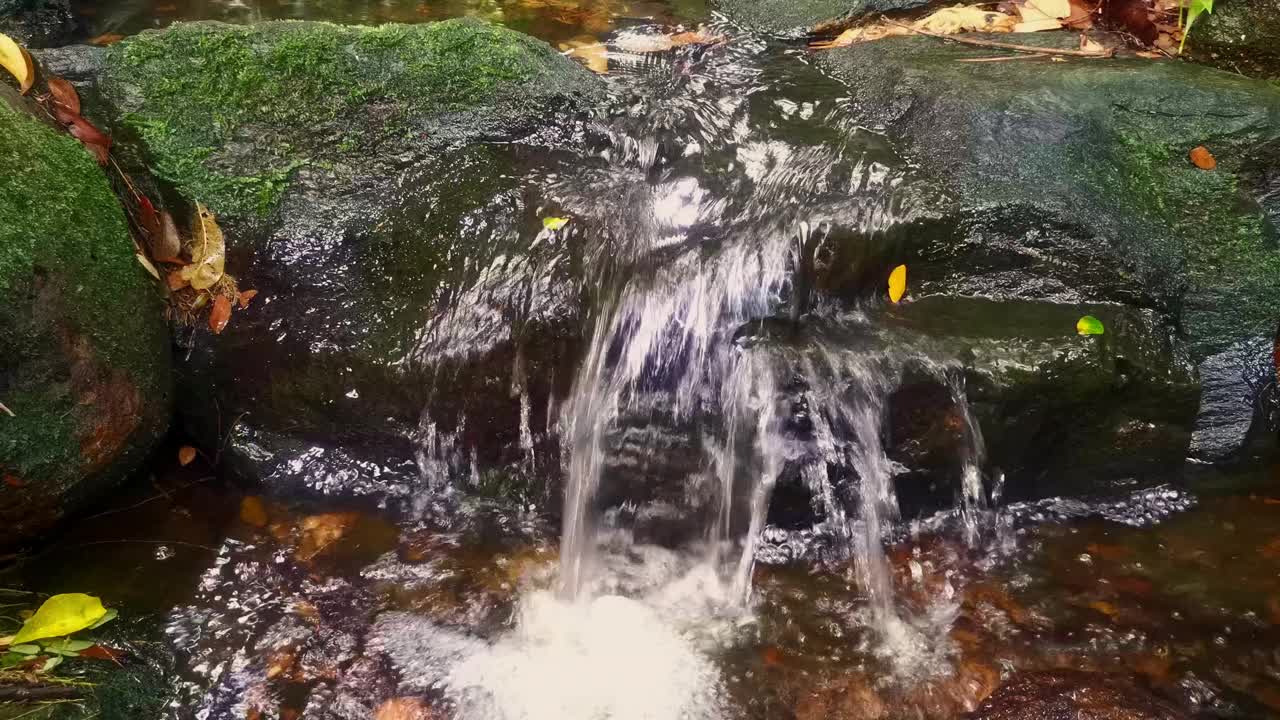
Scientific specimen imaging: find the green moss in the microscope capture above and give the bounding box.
[0,100,169,501]
[104,18,598,218]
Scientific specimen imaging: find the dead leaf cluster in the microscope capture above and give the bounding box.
[0,34,260,336]
[812,0,1191,54]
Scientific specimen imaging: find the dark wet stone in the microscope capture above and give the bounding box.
[1189,336,1276,463]
[0,88,171,548]
[1187,0,1280,78]
[969,671,1189,720]
[0,0,78,48]
[816,35,1280,360]
[714,0,929,37]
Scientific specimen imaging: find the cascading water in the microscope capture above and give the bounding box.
[398,23,1003,719]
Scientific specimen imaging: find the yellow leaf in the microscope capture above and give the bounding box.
[11,594,107,645]
[918,6,1017,34]
[888,264,907,304]
[543,216,569,231]
[560,36,609,74]
[135,252,161,281]
[180,203,225,290]
[0,33,33,94]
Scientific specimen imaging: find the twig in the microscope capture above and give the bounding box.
[884,19,1115,58]
[957,55,1051,62]
[0,684,86,701]
[0,401,13,417]
[79,476,216,521]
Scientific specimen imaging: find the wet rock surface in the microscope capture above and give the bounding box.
[816,35,1280,359]
[969,671,1188,720]
[0,90,171,548]
[0,0,77,47]
[1188,0,1280,79]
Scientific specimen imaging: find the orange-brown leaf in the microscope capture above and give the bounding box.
[47,76,80,115]
[238,289,258,309]
[209,294,232,334]
[79,645,123,664]
[1189,145,1216,170]
[177,446,197,466]
[137,195,161,239]
[87,33,125,46]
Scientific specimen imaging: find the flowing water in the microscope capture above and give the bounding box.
[5,3,1280,720]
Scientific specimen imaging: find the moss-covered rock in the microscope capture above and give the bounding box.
[816,35,1280,359]
[100,18,604,219]
[0,92,171,547]
[713,0,928,37]
[1186,0,1280,79]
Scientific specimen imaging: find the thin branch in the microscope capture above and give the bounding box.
[0,401,13,417]
[884,19,1116,58]
[0,684,86,701]
[957,55,1052,62]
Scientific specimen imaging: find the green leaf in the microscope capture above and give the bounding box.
[87,608,118,630]
[1,652,27,668]
[40,655,62,672]
[44,638,94,656]
[1180,0,1214,53]
[9,644,40,655]
[11,594,108,645]
[542,216,569,231]
[1076,315,1105,336]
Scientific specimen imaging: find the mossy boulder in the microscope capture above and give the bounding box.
[713,0,928,37]
[0,93,172,547]
[816,35,1280,360]
[1187,0,1280,79]
[83,20,601,508]
[99,18,603,219]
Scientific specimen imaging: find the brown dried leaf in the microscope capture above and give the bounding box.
[209,293,232,334]
[180,204,225,290]
[238,289,258,309]
[239,496,269,528]
[47,76,80,115]
[177,446,197,466]
[155,210,182,262]
[166,270,188,291]
[560,36,608,74]
[87,33,125,46]
[137,195,161,239]
[1189,145,1216,170]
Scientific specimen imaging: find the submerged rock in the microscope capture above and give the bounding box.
[0,92,171,547]
[970,671,1188,720]
[1187,0,1280,78]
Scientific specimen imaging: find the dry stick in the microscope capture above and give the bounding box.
[883,19,1116,58]
[0,684,86,701]
[0,400,13,417]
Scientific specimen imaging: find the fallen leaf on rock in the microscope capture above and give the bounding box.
[239,496,269,527]
[47,76,80,115]
[1103,0,1158,45]
[1014,0,1070,32]
[238,289,258,308]
[137,195,161,239]
[1189,145,1216,170]
[57,111,112,165]
[135,252,161,280]
[1076,315,1105,335]
[78,644,123,664]
[87,33,125,46]
[560,36,608,74]
[12,594,107,645]
[542,216,569,231]
[155,210,183,262]
[1079,34,1106,53]
[177,445,197,466]
[181,203,226,290]
[888,264,907,303]
[1089,600,1119,618]
[814,6,1016,47]
[297,512,359,561]
[209,294,232,334]
[0,33,33,94]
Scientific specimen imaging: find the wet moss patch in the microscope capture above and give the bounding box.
[102,19,602,217]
